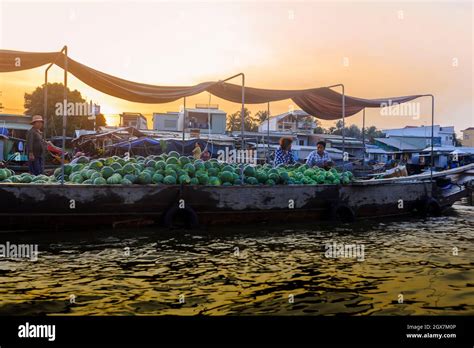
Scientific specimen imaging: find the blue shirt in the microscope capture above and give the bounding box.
[306,150,331,167]
[274,147,295,167]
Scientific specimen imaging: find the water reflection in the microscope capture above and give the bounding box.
[0,206,473,315]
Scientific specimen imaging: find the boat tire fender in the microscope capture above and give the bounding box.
[163,205,199,229]
[331,204,356,223]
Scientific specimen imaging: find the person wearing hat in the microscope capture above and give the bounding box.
[26,115,46,175]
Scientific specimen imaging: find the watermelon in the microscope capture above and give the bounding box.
[246,177,259,185]
[168,151,180,159]
[196,172,209,185]
[219,171,234,184]
[123,174,138,184]
[0,169,7,181]
[92,177,105,185]
[179,156,190,166]
[137,172,152,185]
[152,173,164,184]
[154,160,166,171]
[190,178,199,185]
[265,179,276,186]
[208,176,221,186]
[256,171,268,184]
[208,167,219,177]
[194,160,205,171]
[121,179,133,185]
[164,168,177,179]
[122,163,135,174]
[101,166,115,179]
[106,173,122,185]
[163,175,177,185]
[179,174,191,184]
[71,163,84,173]
[20,175,32,183]
[243,165,256,177]
[183,163,196,176]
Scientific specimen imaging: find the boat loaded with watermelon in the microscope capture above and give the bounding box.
[0,151,473,230]
[0,48,473,230]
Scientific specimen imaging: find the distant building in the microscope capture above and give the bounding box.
[0,114,32,162]
[153,105,227,135]
[153,112,180,132]
[120,112,148,130]
[309,134,365,159]
[258,110,317,133]
[461,127,474,147]
[383,125,455,146]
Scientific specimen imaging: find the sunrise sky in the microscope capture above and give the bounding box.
[0,0,472,134]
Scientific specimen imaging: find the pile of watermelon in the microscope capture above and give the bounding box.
[0,151,353,186]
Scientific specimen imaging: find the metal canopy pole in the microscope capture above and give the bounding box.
[217,73,245,180]
[43,46,68,139]
[424,94,435,185]
[60,46,68,185]
[181,96,186,155]
[267,102,270,163]
[362,108,366,160]
[326,84,345,165]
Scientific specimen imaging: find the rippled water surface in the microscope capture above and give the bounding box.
[1,206,473,315]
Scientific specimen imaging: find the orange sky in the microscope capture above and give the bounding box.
[0,1,472,134]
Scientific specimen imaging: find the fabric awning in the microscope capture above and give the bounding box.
[1,49,425,120]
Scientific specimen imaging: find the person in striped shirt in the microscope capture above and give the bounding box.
[306,141,333,169]
[273,137,295,167]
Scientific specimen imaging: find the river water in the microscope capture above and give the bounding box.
[0,205,473,316]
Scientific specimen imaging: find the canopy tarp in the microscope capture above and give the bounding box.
[0,49,424,120]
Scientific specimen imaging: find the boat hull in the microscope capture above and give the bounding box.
[1,180,461,230]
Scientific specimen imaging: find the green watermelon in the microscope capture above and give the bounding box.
[121,178,133,185]
[93,177,107,185]
[190,177,199,185]
[0,169,7,181]
[154,160,166,171]
[208,176,221,186]
[123,174,138,184]
[243,165,256,177]
[163,175,177,185]
[179,174,191,184]
[152,173,164,184]
[106,173,122,184]
[168,151,180,159]
[196,172,209,185]
[219,171,234,183]
[183,163,196,176]
[101,166,115,179]
[179,156,190,166]
[137,172,152,185]
[122,163,135,174]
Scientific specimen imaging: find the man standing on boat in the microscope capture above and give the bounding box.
[306,141,333,169]
[26,115,46,175]
[274,137,295,167]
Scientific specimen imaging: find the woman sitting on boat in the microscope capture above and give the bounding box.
[306,141,333,169]
[274,137,295,167]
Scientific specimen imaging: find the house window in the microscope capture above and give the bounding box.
[299,140,304,146]
[164,120,177,129]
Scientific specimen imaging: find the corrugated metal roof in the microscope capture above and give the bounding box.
[375,137,420,150]
[0,123,31,130]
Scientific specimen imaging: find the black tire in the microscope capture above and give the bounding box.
[163,205,199,229]
[425,197,442,217]
[331,204,356,223]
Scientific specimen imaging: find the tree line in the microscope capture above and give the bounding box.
[226,108,385,143]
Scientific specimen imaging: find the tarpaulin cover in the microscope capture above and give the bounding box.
[0,49,424,120]
[109,137,229,157]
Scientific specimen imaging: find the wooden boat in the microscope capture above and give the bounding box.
[0,164,473,231]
